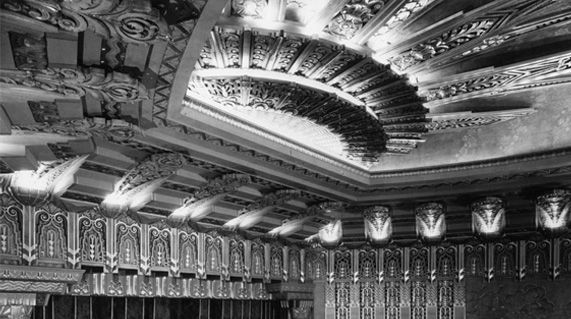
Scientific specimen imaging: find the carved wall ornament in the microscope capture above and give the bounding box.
[205,234,223,273]
[415,202,446,243]
[324,0,386,40]
[8,31,48,70]
[0,67,148,102]
[536,189,571,236]
[2,0,169,44]
[471,197,506,240]
[363,206,392,246]
[231,0,268,19]
[251,241,265,277]
[270,245,283,278]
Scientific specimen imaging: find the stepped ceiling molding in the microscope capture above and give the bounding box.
[1,0,571,247]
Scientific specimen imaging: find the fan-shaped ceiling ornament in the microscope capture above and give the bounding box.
[183,0,571,166]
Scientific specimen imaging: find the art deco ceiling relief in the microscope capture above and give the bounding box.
[2,0,571,248]
[180,0,571,167]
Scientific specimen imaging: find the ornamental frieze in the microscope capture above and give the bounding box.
[2,0,169,44]
[0,67,148,103]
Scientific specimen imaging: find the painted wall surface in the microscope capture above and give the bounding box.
[466,276,571,319]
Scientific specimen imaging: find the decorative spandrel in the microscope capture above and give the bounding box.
[116,219,141,268]
[149,226,171,269]
[305,247,327,281]
[229,239,245,274]
[270,245,283,278]
[35,204,67,267]
[334,251,352,280]
[358,250,376,280]
[205,234,223,273]
[0,194,23,265]
[78,210,106,265]
[289,248,301,280]
[251,241,265,277]
[179,231,198,272]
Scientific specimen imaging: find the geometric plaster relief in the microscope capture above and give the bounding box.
[420,51,571,106]
[190,76,388,162]
[0,67,149,103]
[99,153,185,218]
[4,155,88,207]
[0,264,84,283]
[0,280,66,294]
[386,0,559,72]
[194,27,429,161]
[323,0,387,40]
[363,205,392,246]
[415,202,446,243]
[223,190,301,231]
[167,174,251,226]
[426,108,536,131]
[2,0,169,44]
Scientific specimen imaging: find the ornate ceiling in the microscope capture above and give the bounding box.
[1,0,571,247]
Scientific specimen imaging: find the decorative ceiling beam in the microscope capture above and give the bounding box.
[192,68,365,106]
[419,50,571,107]
[166,174,251,227]
[222,189,300,230]
[381,0,558,73]
[99,153,185,218]
[426,108,536,131]
[0,67,148,103]
[2,0,169,44]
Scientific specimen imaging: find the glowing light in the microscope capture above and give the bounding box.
[471,197,506,239]
[536,189,571,236]
[364,206,392,246]
[415,202,446,242]
[318,219,343,249]
[7,156,88,206]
